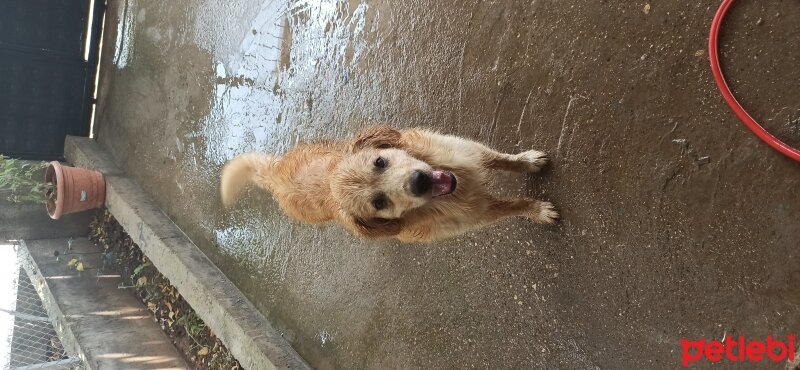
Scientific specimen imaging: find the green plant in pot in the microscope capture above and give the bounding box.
[0,155,49,204]
[0,154,106,219]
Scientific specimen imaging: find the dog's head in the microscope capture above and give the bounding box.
[331,125,457,238]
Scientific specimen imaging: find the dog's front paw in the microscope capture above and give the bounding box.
[528,201,559,224]
[517,150,549,173]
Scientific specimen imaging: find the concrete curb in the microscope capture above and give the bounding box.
[64,136,310,370]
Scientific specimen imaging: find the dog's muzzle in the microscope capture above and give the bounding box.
[410,170,456,197]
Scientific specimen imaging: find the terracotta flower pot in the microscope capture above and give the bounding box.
[45,161,106,220]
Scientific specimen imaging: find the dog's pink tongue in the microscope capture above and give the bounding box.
[431,170,453,197]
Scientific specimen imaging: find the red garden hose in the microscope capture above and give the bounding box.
[709,0,800,162]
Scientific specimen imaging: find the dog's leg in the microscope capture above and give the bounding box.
[482,149,549,173]
[401,130,548,173]
[482,198,559,225]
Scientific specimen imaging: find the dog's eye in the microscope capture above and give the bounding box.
[374,156,387,169]
[372,196,388,210]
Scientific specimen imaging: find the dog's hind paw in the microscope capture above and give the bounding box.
[517,150,549,173]
[529,201,559,224]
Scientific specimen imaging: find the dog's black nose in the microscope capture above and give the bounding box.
[410,170,432,196]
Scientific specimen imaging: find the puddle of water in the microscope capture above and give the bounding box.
[191,0,379,166]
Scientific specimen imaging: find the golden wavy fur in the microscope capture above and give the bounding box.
[220,125,558,242]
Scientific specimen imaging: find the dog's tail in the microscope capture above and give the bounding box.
[220,153,276,207]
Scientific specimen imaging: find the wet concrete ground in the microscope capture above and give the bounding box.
[94,0,799,368]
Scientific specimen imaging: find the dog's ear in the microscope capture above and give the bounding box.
[351,217,403,239]
[350,125,402,152]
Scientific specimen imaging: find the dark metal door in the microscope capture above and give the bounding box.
[0,0,105,160]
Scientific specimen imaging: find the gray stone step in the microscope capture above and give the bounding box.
[19,238,189,370]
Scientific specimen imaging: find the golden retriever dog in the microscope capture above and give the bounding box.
[220,125,558,242]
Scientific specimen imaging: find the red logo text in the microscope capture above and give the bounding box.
[681,335,795,367]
